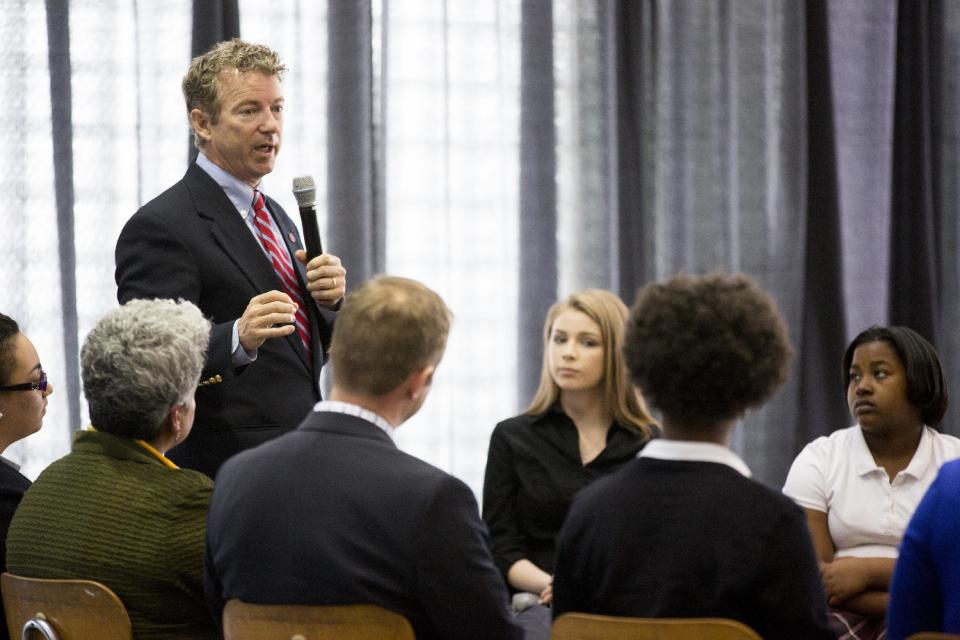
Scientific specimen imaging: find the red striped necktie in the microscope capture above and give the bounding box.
[252,191,312,364]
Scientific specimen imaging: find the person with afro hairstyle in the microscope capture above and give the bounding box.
[784,326,960,639]
[552,272,832,640]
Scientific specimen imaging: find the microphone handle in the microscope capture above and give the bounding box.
[300,206,324,258]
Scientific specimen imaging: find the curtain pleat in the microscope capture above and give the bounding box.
[798,0,850,457]
[189,0,240,163]
[44,0,79,434]
[888,0,938,340]
[518,0,558,406]
[327,0,379,286]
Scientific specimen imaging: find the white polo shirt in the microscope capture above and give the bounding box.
[783,425,960,558]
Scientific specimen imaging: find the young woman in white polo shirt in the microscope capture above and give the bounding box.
[783,325,960,639]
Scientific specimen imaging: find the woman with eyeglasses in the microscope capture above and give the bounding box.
[0,312,52,640]
[6,299,217,640]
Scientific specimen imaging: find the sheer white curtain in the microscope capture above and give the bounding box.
[243,1,523,496]
[1,0,191,477]
[380,1,522,496]
[0,2,64,478]
[239,0,329,233]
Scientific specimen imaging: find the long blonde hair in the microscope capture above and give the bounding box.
[526,289,658,437]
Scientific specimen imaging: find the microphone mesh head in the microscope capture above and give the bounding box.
[292,175,317,207]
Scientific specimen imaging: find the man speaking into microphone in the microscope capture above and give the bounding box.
[114,39,346,478]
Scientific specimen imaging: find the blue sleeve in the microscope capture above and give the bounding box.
[887,465,951,639]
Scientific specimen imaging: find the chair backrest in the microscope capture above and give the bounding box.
[223,600,415,640]
[551,613,763,640]
[1,572,132,640]
[907,634,960,640]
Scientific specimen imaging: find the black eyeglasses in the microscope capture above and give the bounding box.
[0,369,48,392]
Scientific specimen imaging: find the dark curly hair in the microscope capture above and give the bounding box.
[842,325,947,427]
[623,272,793,425]
[0,313,20,387]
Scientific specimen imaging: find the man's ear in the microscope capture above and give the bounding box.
[407,365,436,401]
[190,108,213,145]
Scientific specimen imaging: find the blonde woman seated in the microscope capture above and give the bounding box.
[482,290,658,609]
[7,299,216,640]
[783,326,960,639]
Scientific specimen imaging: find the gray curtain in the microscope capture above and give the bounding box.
[327,0,382,287]
[44,0,80,433]
[514,0,960,487]
[518,0,558,405]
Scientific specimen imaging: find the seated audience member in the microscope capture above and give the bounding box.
[483,290,657,609]
[552,272,832,640]
[204,276,522,640]
[783,325,960,639]
[6,299,216,640]
[888,459,960,639]
[0,313,53,640]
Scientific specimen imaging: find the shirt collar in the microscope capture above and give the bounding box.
[638,439,752,477]
[0,455,21,472]
[313,401,395,441]
[851,423,933,479]
[901,426,934,478]
[195,152,258,218]
[134,439,179,470]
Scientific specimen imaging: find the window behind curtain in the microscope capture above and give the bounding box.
[380,1,522,497]
[0,2,66,477]
[248,0,528,497]
[239,0,329,234]
[0,1,192,477]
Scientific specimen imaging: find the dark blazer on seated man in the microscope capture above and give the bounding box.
[204,276,522,640]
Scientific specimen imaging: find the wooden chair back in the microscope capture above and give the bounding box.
[223,600,415,640]
[551,613,762,640]
[907,634,960,640]
[1,572,131,640]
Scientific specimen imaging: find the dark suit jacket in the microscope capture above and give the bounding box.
[552,458,833,640]
[0,462,31,640]
[204,411,523,640]
[115,163,334,478]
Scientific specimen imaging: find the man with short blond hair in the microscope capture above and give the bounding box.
[204,276,522,640]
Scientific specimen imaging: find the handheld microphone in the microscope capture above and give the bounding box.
[292,175,323,259]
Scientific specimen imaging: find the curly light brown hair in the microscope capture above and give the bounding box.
[624,272,792,425]
[182,38,287,148]
[526,289,658,438]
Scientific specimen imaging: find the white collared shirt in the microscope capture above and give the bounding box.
[313,400,395,441]
[783,424,960,558]
[639,439,752,478]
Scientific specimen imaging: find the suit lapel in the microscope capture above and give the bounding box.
[184,164,315,375]
[185,164,279,294]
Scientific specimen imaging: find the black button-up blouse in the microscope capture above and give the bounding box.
[481,404,653,580]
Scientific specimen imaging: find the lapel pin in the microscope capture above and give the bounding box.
[288,232,297,244]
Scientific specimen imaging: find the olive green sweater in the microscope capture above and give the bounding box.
[6,430,217,639]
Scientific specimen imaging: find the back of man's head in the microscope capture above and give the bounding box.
[330,276,452,397]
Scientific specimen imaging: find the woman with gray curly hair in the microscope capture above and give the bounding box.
[6,299,217,640]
